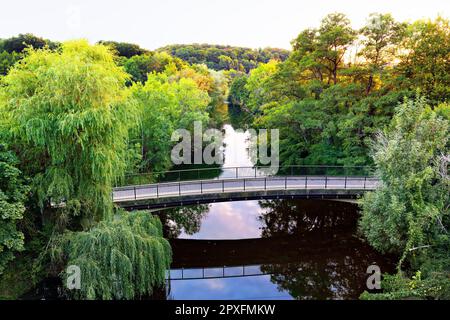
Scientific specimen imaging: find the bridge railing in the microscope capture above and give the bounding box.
[112,171,379,202]
[115,165,375,187]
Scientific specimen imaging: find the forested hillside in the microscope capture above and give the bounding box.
[157,44,289,72]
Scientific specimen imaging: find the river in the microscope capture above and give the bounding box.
[163,125,395,300]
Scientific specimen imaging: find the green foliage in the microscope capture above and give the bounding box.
[158,44,289,72]
[98,40,149,58]
[1,33,57,53]
[396,17,450,104]
[359,97,449,256]
[228,75,250,110]
[0,40,136,224]
[290,13,356,86]
[120,52,187,84]
[50,211,171,300]
[0,51,20,76]
[361,264,450,300]
[159,204,209,238]
[0,254,37,299]
[245,60,278,112]
[358,13,406,94]
[128,70,210,175]
[0,144,29,275]
[244,14,450,167]
[359,98,450,299]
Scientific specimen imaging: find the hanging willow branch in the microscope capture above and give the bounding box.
[50,210,171,300]
[1,40,138,223]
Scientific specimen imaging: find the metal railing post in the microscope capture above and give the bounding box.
[255,167,257,178]
[236,167,238,179]
[264,177,267,190]
[178,171,181,181]
[344,176,347,189]
[157,185,159,198]
[285,176,287,189]
[201,181,203,193]
[364,176,367,189]
[243,179,246,191]
[325,176,328,189]
[179,183,181,196]
[222,179,224,192]
[305,175,308,189]
[134,186,137,200]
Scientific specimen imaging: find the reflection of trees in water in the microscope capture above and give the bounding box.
[159,204,210,238]
[261,245,386,300]
[258,199,358,238]
[258,199,392,299]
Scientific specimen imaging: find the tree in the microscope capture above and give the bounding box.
[0,40,136,225]
[50,211,171,299]
[121,52,186,84]
[359,98,450,299]
[228,75,250,110]
[1,34,57,53]
[359,13,405,94]
[359,97,449,258]
[245,60,278,112]
[158,44,289,72]
[98,41,149,58]
[0,51,20,76]
[129,71,210,174]
[0,143,28,275]
[397,17,450,104]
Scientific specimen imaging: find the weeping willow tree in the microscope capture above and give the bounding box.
[0,143,28,275]
[0,40,136,224]
[50,210,171,300]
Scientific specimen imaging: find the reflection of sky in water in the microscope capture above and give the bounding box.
[168,273,293,300]
[221,124,254,168]
[179,200,264,239]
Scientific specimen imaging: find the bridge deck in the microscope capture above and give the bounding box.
[113,176,378,204]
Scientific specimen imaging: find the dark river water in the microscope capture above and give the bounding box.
[162,198,394,300]
[159,125,395,300]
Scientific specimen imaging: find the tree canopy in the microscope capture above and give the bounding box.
[158,43,289,72]
[0,144,28,275]
[0,40,136,224]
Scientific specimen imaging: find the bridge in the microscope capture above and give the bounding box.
[112,165,379,210]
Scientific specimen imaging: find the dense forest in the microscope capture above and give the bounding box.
[158,44,289,72]
[0,12,449,300]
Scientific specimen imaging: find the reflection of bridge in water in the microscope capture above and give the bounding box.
[168,264,268,281]
[166,230,391,281]
[112,166,378,210]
